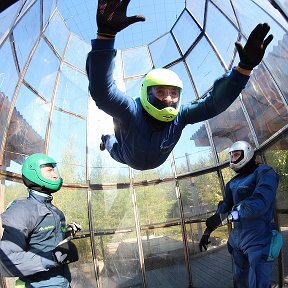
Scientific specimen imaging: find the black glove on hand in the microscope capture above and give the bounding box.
[97,0,145,38]
[199,228,211,252]
[235,23,273,70]
[206,213,227,231]
[52,239,79,265]
[66,222,82,237]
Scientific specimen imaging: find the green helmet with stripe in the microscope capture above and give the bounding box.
[140,68,183,122]
[22,153,63,192]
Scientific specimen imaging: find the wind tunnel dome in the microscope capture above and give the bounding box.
[0,0,287,287]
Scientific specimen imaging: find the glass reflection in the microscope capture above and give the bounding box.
[0,1,20,45]
[186,36,225,97]
[263,131,288,210]
[44,10,69,56]
[143,227,188,288]
[169,61,196,104]
[2,180,27,208]
[265,33,288,103]
[48,110,86,183]
[206,1,238,68]
[241,65,288,144]
[172,10,201,55]
[211,0,238,26]
[175,122,214,174]
[149,33,181,68]
[43,0,57,27]
[64,34,91,71]
[208,99,254,162]
[25,38,60,101]
[122,46,152,78]
[0,40,19,147]
[186,0,206,28]
[4,84,47,174]
[136,183,179,224]
[13,1,40,72]
[56,64,88,116]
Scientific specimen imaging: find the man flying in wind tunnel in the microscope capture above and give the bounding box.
[86,0,273,171]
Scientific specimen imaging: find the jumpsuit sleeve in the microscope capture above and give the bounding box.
[217,184,234,214]
[0,204,49,277]
[180,68,250,124]
[86,39,137,124]
[236,167,279,219]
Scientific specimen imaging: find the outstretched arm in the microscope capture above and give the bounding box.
[86,0,145,122]
[182,23,273,124]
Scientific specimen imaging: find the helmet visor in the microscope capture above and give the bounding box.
[40,163,61,181]
[147,86,181,110]
[229,150,244,164]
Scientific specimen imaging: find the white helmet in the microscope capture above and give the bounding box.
[228,141,254,172]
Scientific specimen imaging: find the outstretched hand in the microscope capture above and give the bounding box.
[235,23,273,70]
[97,0,145,38]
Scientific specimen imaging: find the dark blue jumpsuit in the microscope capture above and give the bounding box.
[217,164,279,288]
[0,190,71,288]
[86,39,250,170]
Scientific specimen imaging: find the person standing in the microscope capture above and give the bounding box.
[0,153,81,287]
[199,141,281,288]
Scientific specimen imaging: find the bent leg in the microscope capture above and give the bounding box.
[101,134,126,164]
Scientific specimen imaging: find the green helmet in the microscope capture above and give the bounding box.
[140,68,183,122]
[22,153,63,192]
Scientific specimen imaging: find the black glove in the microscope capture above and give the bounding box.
[206,213,227,231]
[199,228,211,252]
[66,222,82,237]
[97,0,145,38]
[52,239,79,265]
[235,23,273,70]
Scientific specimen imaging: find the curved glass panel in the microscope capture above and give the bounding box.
[133,159,173,182]
[206,2,239,68]
[88,99,130,184]
[0,40,19,146]
[263,131,288,210]
[211,0,238,26]
[4,84,47,174]
[43,0,57,27]
[186,0,206,28]
[233,0,287,56]
[2,180,27,208]
[241,65,288,144]
[64,34,91,71]
[13,1,40,72]
[56,64,88,116]
[265,33,288,103]
[122,46,152,78]
[48,110,86,183]
[172,10,201,55]
[44,9,69,56]
[186,36,225,97]
[208,99,255,163]
[25,38,60,101]
[170,61,196,104]
[0,1,20,45]
[174,122,214,174]
[149,33,181,68]
[125,77,144,99]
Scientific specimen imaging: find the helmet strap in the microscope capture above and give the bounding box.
[22,175,56,194]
